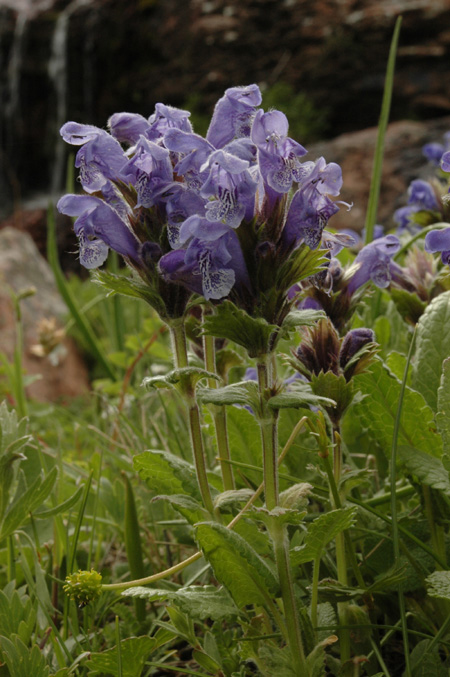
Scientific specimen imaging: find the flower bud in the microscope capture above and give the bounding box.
[339,328,375,371]
[63,569,102,607]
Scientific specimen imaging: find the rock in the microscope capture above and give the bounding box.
[0,227,89,402]
[2,0,450,211]
[308,115,450,232]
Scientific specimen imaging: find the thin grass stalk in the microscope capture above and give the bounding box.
[364,16,402,243]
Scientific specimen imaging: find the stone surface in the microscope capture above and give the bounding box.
[2,0,450,214]
[0,227,89,402]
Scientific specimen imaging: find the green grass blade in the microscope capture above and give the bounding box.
[364,16,402,244]
[46,204,116,380]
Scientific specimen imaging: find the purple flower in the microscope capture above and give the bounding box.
[147,103,193,140]
[423,132,450,166]
[200,150,257,226]
[159,216,250,300]
[108,112,150,145]
[57,194,140,269]
[442,151,450,174]
[207,84,262,149]
[163,128,215,189]
[347,235,401,294]
[251,109,307,199]
[407,179,439,210]
[424,228,450,265]
[120,136,173,208]
[282,187,339,250]
[60,122,126,193]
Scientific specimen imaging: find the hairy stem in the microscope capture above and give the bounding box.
[202,327,235,491]
[170,322,214,515]
[257,356,308,676]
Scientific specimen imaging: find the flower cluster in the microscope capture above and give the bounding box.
[57,85,348,325]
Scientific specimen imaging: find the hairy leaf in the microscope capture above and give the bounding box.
[426,570,450,600]
[351,359,442,458]
[397,446,450,496]
[291,508,356,566]
[436,357,450,454]
[134,451,201,502]
[412,290,450,411]
[202,300,277,357]
[122,585,238,621]
[195,522,279,607]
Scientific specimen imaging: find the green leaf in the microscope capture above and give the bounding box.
[197,381,259,408]
[194,522,279,607]
[123,585,239,621]
[409,639,448,677]
[268,388,336,411]
[436,357,450,454]
[0,634,49,677]
[351,359,442,458]
[225,407,262,485]
[412,290,450,411]
[248,506,306,528]
[202,300,277,358]
[93,269,167,320]
[87,636,157,677]
[311,371,354,420]
[426,570,450,600]
[214,488,255,510]
[134,450,201,501]
[397,446,450,496]
[33,485,83,519]
[0,590,35,645]
[291,508,356,566]
[390,287,426,325]
[152,494,209,525]
[281,309,325,334]
[142,367,219,394]
[0,467,58,540]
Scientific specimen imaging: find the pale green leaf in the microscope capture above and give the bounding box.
[426,570,450,600]
[195,522,279,608]
[122,585,238,621]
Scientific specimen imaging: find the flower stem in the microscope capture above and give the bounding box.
[169,322,215,515]
[333,427,350,663]
[202,325,235,491]
[257,356,308,676]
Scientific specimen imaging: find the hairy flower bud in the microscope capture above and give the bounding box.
[63,569,103,607]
